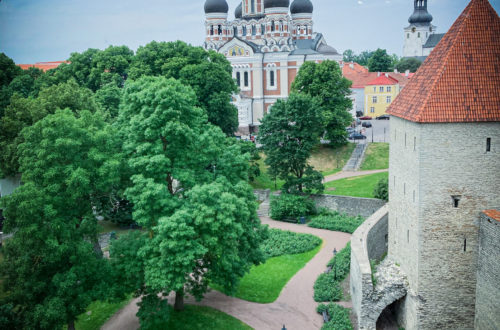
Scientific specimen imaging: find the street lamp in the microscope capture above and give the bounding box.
[333,248,338,281]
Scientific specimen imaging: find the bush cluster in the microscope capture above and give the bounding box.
[261,229,322,259]
[308,209,364,234]
[269,194,316,221]
[317,303,353,330]
[313,243,351,302]
[373,177,388,201]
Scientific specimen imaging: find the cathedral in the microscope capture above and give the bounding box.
[203,0,341,135]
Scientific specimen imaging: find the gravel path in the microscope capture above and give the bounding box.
[102,215,351,330]
[323,169,388,183]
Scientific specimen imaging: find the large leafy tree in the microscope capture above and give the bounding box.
[0,109,122,330]
[113,76,265,317]
[0,52,22,88]
[368,48,393,72]
[258,93,324,193]
[396,57,422,73]
[0,79,99,176]
[291,60,353,146]
[342,49,356,62]
[129,41,238,135]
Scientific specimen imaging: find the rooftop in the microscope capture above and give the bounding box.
[367,75,399,86]
[483,210,500,222]
[387,0,500,123]
[18,61,66,72]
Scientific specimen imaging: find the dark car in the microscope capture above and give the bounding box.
[362,121,372,128]
[376,114,390,120]
[346,127,355,134]
[359,116,372,120]
[349,132,367,140]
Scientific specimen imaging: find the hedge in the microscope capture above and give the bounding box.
[261,229,321,259]
[308,210,364,234]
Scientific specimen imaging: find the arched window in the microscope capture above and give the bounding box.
[270,71,275,87]
[218,25,222,35]
[271,21,275,32]
[236,72,241,86]
[261,24,265,35]
[210,25,214,35]
[252,25,256,36]
[242,26,247,36]
[251,0,255,13]
[244,71,249,87]
[234,26,238,36]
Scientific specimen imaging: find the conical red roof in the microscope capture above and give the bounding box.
[387,0,500,123]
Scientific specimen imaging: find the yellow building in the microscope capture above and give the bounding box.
[364,74,400,118]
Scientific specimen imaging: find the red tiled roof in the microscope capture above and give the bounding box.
[483,209,500,222]
[387,0,500,123]
[17,61,67,72]
[367,75,399,86]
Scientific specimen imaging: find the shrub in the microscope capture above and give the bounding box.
[317,303,353,330]
[313,243,351,302]
[373,177,388,201]
[261,229,321,259]
[269,193,316,221]
[308,210,364,234]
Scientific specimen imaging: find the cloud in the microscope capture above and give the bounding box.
[358,0,363,4]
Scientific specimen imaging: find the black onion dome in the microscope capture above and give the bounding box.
[204,0,229,14]
[408,8,433,24]
[264,0,290,9]
[235,2,242,18]
[290,0,313,14]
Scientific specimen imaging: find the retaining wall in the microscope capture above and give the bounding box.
[311,194,386,218]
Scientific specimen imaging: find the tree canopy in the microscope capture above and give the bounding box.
[291,60,353,146]
[368,48,393,72]
[395,57,422,73]
[258,93,324,194]
[0,109,122,329]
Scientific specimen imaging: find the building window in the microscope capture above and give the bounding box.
[380,86,384,92]
[252,25,256,36]
[464,238,467,252]
[373,87,376,92]
[407,230,409,243]
[405,133,407,147]
[413,190,415,202]
[270,70,275,87]
[236,72,241,87]
[414,136,416,151]
[242,26,247,36]
[251,0,255,13]
[244,71,249,87]
[486,138,491,152]
[373,96,377,103]
[370,107,375,113]
[218,25,222,35]
[452,195,461,208]
[387,96,392,103]
[210,25,214,35]
[387,86,392,92]
[418,32,421,38]
[271,21,275,32]
[407,33,410,39]
[261,24,265,35]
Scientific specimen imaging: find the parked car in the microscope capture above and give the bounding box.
[359,116,372,120]
[346,127,355,134]
[356,111,364,118]
[376,114,390,120]
[362,121,372,128]
[349,132,367,140]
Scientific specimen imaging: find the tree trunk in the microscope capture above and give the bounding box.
[174,289,184,311]
[68,320,75,330]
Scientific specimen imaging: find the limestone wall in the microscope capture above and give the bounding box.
[474,211,500,330]
[311,194,386,218]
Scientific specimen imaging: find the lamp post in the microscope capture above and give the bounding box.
[333,248,338,281]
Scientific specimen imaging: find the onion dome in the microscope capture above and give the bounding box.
[290,0,313,14]
[204,0,229,14]
[409,0,432,24]
[264,0,290,9]
[235,2,242,18]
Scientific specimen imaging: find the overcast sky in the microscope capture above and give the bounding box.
[1,0,499,64]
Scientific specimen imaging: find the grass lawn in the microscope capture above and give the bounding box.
[324,172,389,198]
[215,244,321,303]
[98,220,135,236]
[72,295,133,330]
[166,305,252,330]
[360,143,389,170]
[251,144,356,190]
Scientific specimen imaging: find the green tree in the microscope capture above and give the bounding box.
[368,48,393,72]
[0,109,122,330]
[258,93,324,194]
[354,50,374,66]
[396,57,422,73]
[95,83,122,119]
[342,49,356,62]
[373,177,388,201]
[114,76,265,314]
[291,60,353,146]
[0,52,22,87]
[0,79,99,176]
[129,41,238,135]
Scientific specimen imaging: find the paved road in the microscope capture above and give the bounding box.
[102,216,352,330]
[358,120,390,143]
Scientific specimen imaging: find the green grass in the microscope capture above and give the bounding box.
[70,295,133,330]
[360,143,389,170]
[324,172,389,198]
[166,305,252,330]
[98,220,135,236]
[251,144,356,190]
[214,244,321,303]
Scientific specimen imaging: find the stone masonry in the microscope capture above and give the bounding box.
[474,211,500,330]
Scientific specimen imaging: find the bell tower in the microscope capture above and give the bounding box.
[403,0,436,57]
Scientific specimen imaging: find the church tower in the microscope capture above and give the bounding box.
[403,0,436,57]
[204,0,229,50]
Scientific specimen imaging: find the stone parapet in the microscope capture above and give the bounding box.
[311,194,386,218]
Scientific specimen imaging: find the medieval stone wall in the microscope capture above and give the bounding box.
[474,212,500,330]
[311,194,385,218]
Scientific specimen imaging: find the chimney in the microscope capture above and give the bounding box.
[377,72,381,77]
[349,62,354,69]
[405,69,410,77]
[385,73,389,77]
[394,69,398,73]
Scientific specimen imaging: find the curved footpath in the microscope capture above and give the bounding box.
[323,169,388,183]
[102,216,352,330]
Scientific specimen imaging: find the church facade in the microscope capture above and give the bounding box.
[403,0,445,60]
[203,0,341,135]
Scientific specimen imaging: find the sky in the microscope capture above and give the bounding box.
[0,0,499,64]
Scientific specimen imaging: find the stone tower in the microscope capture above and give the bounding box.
[204,0,229,49]
[403,0,436,57]
[387,0,500,328]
